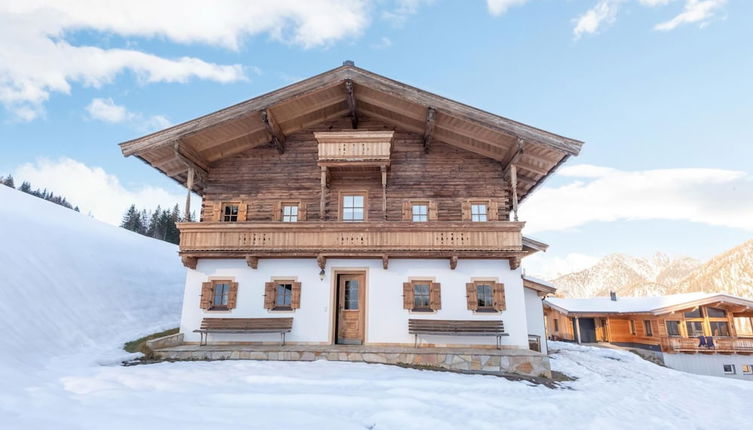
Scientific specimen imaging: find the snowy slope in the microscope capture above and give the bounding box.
[0,186,184,368]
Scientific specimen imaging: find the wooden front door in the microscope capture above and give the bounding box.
[336,274,365,345]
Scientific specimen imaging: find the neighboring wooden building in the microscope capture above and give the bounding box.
[544,293,753,379]
[120,62,583,377]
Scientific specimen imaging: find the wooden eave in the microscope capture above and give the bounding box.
[545,294,753,317]
[523,277,557,297]
[119,63,583,198]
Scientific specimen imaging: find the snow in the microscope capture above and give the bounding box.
[546,292,752,314]
[1,185,752,429]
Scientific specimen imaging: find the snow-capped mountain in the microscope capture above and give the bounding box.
[551,240,753,298]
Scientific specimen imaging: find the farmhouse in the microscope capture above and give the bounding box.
[544,292,753,379]
[119,62,583,377]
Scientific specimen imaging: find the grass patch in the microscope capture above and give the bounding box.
[124,327,179,354]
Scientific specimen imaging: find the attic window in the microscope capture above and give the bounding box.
[471,203,487,222]
[412,204,428,222]
[282,205,298,222]
[221,203,239,222]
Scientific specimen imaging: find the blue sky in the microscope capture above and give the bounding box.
[1,0,750,277]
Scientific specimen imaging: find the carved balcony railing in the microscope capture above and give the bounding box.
[660,336,753,354]
[177,221,524,260]
[315,131,393,167]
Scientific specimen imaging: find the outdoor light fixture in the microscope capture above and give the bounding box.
[319,269,326,280]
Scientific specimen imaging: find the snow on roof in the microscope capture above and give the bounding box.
[522,275,555,289]
[545,292,753,315]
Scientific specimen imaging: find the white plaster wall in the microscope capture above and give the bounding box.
[662,353,753,381]
[524,287,547,354]
[179,258,529,349]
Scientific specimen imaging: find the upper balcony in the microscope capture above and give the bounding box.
[177,220,526,269]
[315,131,393,168]
[660,336,753,354]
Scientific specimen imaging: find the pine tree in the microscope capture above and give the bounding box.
[19,181,32,193]
[1,175,14,188]
[120,204,143,233]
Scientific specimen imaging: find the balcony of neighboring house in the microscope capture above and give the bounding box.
[660,336,753,354]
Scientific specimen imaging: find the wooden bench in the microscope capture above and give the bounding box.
[194,318,293,346]
[408,319,508,349]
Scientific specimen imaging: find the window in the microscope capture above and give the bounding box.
[221,203,239,222]
[412,283,430,310]
[554,318,560,332]
[644,320,653,337]
[211,281,230,310]
[710,321,730,336]
[471,203,487,222]
[476,283,494,310]
[723,364,736,375]
[706,307,727,318]
[342,194,365,221]
[629,320,636,335]
[412,204,428,222]
[275,282,293,309]
[282,205,298,222]
[734,317,753,336]
[344,279,359,310]
[742,365,753,375]
[684,308,702,318]
[667,320,681,336]
[686,321,704,337]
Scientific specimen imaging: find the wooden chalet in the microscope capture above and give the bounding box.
[120,62,583,378]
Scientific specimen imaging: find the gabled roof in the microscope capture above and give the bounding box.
[523,275,557,296]
[119,61,583,197]
[545,292,753,316]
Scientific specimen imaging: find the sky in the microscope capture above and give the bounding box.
[1,0,751,279]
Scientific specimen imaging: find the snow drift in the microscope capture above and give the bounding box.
[0,185,184,368]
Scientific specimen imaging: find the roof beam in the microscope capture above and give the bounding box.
[345,79,358,129]
[173,140,208,180]
[502,138,524,177]
[260,108,286,154]
[423,107,436,153]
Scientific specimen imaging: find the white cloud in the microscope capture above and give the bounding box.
[371,37,393,49]
[383,0,434,25]
[86,98,171,132]
[486,0,530,16]
[12,158,189,225]
[655,0,725,31]
[521,164,753,233]
[523,252,601,280]
[573,0,624,39]
[0,1,371,120]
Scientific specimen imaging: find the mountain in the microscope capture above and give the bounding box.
[551,240,753,298]
[551,253,703,298]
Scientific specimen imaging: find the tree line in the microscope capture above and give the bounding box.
[1,174,80,212]
[120,204,193,245]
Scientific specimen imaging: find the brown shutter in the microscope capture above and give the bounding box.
[429,200,438,221]
[493,282,506,311]
[238,203,248,222]
[291,281,302,309]
[212,202,222,221]
[403,282,413,310]
[273,201,282,221]
[466,282,478,311]
[488,201,499,221]
[264,282,276,309]
[461,201,471,221]
[298,203,307,221]
[227,282,239,309]
[200,282,213,310]
[402,201,411,221]
[429,282,441,311]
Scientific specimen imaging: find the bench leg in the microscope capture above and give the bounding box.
[414,334,418,348]
[281,332,286,346]
[496,335,501,350]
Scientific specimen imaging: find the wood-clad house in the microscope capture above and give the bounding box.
[544,293,753,379]
[120,62,583,377]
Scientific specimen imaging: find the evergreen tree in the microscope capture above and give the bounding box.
[1,175,14,188]
[120,204,143,232]
[19,181,32,193]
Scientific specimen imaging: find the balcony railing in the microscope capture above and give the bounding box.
[315,131,393,166]
[660,336,753,354]
[177,221,524,258]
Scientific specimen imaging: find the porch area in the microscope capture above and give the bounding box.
[147,334,551,378]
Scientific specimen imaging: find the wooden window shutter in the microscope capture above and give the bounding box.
[238,203,248,222]
[402,282,413,310]
[429,282,441,311]
[429,201,438,221]
[212,202,222,221]
[402,201,411,221]
[263,282,276,310]
[227,282,239,309]
[200,282,213,310]
[492,282,506,311]
[298,203,307,221]
[461,201,471,221]
[291,282,302,309]
[273,201,282,221]
[488,201,499,221]
[466,283,478,311]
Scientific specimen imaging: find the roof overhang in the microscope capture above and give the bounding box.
[545,294,753,316]
[523,275,557,297]
[119,62,583,197]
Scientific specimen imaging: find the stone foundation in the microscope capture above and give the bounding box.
[152,343,551,378]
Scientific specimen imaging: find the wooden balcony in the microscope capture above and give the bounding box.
[660,336,753,354]
[315,131,393,167]
[177,221,525,267]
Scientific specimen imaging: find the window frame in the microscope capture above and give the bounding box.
[629,320,636,336]
[411,203,429,222]
[339,191,368,222]
[410,280,432,312]
[475,282,495,312]
[734,316,753,337]
[281,204,299,223]
[272,279,295,311]
[221,202,240,222]
[666,320,681,337]
[470,202,488,222]
[553,318,560,332]
[742,364,753,375]
[723,364,736,375]
[209,279,232,311]
[643,320,653,337]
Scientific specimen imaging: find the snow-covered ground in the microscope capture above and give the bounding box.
[1,186,752,429]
